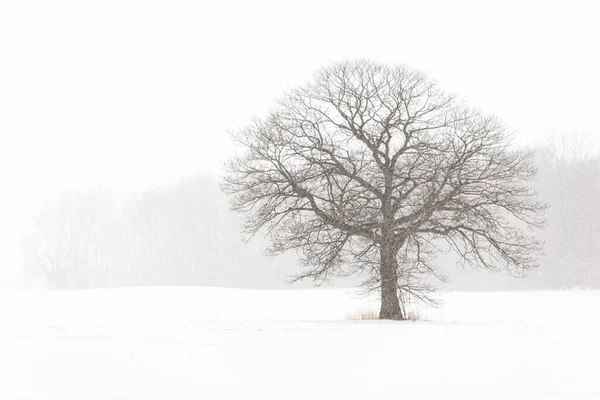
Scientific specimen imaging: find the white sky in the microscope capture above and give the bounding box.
[0,0,599,284]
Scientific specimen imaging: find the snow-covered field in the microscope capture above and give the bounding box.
[1,287,599,399]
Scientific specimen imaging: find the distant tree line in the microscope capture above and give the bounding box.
[442,135,600,290]
[532,136,600,288]
[21,137,600,291]
[21,176,298,289]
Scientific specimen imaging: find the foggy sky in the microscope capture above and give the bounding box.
[1,0,599,285]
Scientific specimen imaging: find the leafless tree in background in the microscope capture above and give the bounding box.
[21,177,299,290]
[223,60,546,320]
[21,190,116,288]
[533,134,600,289]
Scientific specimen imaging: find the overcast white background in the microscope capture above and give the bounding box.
[1,0,598,285]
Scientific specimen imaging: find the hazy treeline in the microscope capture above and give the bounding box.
[532,140,600,288]
[21,140,600,290]
[21,176,298,289]
[445,138,600,290]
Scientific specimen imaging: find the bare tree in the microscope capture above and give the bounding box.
[222,60,545,320]
[533,133,600,289]
[21,176,300,289]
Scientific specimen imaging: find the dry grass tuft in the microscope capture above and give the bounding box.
[346,309,380,320]
[346,309,424,321]
[405,311,422,321]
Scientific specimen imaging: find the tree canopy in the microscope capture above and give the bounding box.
[224,60,546,319]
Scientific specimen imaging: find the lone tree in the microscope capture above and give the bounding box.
[223,60,545,320]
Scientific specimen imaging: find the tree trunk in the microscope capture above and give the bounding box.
[379,241,404,320]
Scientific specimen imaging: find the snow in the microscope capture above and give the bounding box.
[1,287,599,399]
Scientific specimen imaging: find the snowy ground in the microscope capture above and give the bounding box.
[1,287,599,399]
